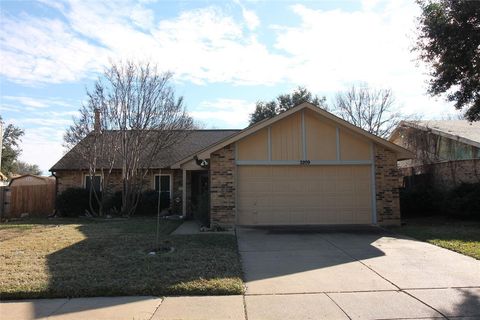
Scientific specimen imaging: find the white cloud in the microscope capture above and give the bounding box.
[3,107,79,173]
[18,126,64,174]
[273,2,455,118]
[190,98,255,128]
[0,0,457,120]
[2,96,75,109]
[241,8,260,30]
[0,14,109,84]
[0,1,285,86]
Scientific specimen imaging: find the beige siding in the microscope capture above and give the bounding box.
[237,128,269,160]
[237,165,372,225]
[271,112,302,161]
[236,109,374,162]
[339,129,371,160]
[305,110,337,160]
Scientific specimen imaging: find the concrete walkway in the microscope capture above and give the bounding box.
[171,220,201,235]
[2,227,479,319]
[2,288,480,320]
[0,296,246,320]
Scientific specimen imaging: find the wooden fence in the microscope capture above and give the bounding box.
[0,183,56,218]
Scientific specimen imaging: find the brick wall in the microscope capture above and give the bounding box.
[375,145,401,226]
[209,144,236,227]
[399,159,480,190]
[55,170,84,193]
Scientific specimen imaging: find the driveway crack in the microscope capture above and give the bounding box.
[325,292,352,320]
[47,298,70,318]
[319,235,402,291]
[148,297,164,320]
[319,235,450,320]
[402,290,449,320]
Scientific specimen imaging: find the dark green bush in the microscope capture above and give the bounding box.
[56,188,95,217]
[400,182,480,220]
[56,188,173,217]
[136,190,170,216]
[400,187,444,217]
[444,183,480,219]
[103,191,123,214]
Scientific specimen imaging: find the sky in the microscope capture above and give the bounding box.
[0,0,461,174]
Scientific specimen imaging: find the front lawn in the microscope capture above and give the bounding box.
[0,218,243,299]
[390,218,480,260]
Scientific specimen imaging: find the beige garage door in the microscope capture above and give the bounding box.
[237,165,373,225]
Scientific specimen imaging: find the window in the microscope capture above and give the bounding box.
[85,175,102,192]
[154,174,171,198]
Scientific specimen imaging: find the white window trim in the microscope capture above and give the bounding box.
[153,173,173,195]
[83,173,103,191]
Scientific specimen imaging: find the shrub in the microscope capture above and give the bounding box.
[444,183,480,220]
[56,188,94,217]
[136,190,171,216]
[400,182,480,220]
[103,191,123,215]
[400,187,444,217]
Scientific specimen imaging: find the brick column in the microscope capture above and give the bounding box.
[375,146,401,225]
[209,144,236,227]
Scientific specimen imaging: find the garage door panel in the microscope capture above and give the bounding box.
[237,165,373,225]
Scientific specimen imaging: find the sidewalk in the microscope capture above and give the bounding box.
[2,289,480,319]
[0,295,246,320]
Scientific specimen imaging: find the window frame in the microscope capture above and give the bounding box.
[153,173,172,197]
[84,173,103,192]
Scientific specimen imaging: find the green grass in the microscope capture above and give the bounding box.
[0,217,244,299]
[390,218,480,260]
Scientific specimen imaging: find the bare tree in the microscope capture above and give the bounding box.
[65,61,194,216]
[332,84,404,138]
[64,105,118,216]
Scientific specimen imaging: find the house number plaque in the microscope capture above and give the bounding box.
[300,160,311,165]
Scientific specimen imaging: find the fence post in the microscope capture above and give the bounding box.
[0,187,3,220]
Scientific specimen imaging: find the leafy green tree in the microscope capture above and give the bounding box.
[414,0,480,121]
[1,116,24,174]
[249,87,327,125]
[14,161,42,175]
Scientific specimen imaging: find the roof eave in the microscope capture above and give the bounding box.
[393,121,480,149]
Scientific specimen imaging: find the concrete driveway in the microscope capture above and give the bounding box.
[237,227,480,319]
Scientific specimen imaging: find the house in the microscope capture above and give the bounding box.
[0,172,8,186]
[390,120,480,189]
[50,102,412,227]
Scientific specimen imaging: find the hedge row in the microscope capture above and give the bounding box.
[56,188,170,217]
[400,182,480,220]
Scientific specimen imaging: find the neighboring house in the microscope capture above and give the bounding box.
[50,102,411,227]
[390,120,480,189]
[0,172,8,186]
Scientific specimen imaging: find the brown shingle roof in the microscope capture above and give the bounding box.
[50,129,240,171]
